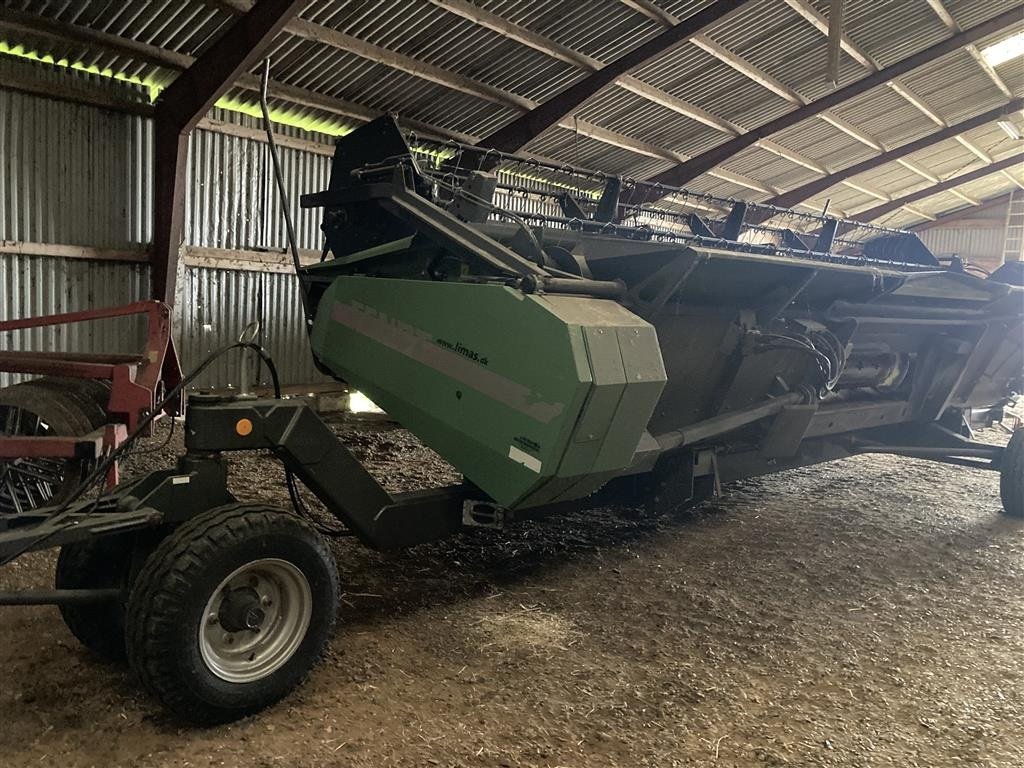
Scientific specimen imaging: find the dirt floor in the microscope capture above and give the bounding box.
[1,415,1022,768]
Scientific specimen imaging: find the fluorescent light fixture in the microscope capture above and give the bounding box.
[981,30,1024,67]
[998,120,1022,141]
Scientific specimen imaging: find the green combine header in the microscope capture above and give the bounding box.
[2,114,1021,724]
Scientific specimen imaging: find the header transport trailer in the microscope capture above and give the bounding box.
[1,116,1022,723]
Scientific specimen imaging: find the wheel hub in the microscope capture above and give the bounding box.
[217,587,266,632]
[198,558,313,683]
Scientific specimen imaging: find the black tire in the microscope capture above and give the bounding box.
[55,535,136,662]
[31,377,110,431]
[999,428,1024,519]
[126,504,340,724]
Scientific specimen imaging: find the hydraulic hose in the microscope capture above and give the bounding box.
[0,341,282,567]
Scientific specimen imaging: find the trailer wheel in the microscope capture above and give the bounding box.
[55,535,135,661]
[126,504,340,723]
[999,429,1024,519]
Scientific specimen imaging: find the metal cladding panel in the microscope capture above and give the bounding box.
[955,174,1020,207]
[772,119,878,170]
[832,85,933,148]
[303,0,582,106]
[178,265,328,392]
[0,83,332,391]
[270,36,518,138]
[488,0,667,64]
[718,145,812,191]
[949,0,1024,27]
[918,227,1006,266]
[577,87,711,151]
[8,0,231,82]
[714,1,864,102]
[0,255,325,391]
[900,51,1008,124]
[184,119,333,253]
[633,44,791,134]
[525,130,672,180]
[0,70,153,249]
[0,253,149,387]
[842,0,953,70]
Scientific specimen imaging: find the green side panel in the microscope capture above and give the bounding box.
[310,276,665,509]
[595,325,667,470]
[556,326,627,477]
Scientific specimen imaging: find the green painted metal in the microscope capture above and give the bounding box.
[310,276,666,509]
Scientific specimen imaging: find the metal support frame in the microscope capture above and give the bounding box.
[0,300,182,431]
[183,398,477,549]
[150,0,306,303]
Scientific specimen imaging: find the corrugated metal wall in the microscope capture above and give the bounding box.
[186,110,332,253]
[178,266,323,391]
[0,79,152,249]
[0,254,149,387]
[0,61,332,389]
[918,227,1006,272]
[0,254,324,390]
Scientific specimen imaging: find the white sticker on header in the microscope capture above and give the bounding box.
[171,475,191,485]
[508,445,542,473]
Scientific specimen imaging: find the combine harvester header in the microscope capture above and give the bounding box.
[300,116,1024,513]
[2,114,1020,724]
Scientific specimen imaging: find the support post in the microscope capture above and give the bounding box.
[150,0,306,303]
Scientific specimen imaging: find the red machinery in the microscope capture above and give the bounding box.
[0,301,182,514]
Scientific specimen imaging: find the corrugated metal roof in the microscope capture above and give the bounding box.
[492,0,667,62]
[1,0,1022,231]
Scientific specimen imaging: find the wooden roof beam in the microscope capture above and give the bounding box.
[644,5,1024,189]
[767,98,1023,209]
[151,0,305,303]
[849,151,1024,223]
[474,0,752,153]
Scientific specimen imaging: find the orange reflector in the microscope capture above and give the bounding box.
[235,418,254,436]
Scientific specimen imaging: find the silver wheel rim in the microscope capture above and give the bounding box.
[199,558,312,683]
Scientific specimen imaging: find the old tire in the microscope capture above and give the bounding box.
[126,504,340,724]
[31,377,110,431]
[999,429,1024,519]
[55,535,136,661]
[0,378,105,515]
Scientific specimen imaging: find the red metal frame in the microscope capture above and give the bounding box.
[0,300,182,487]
